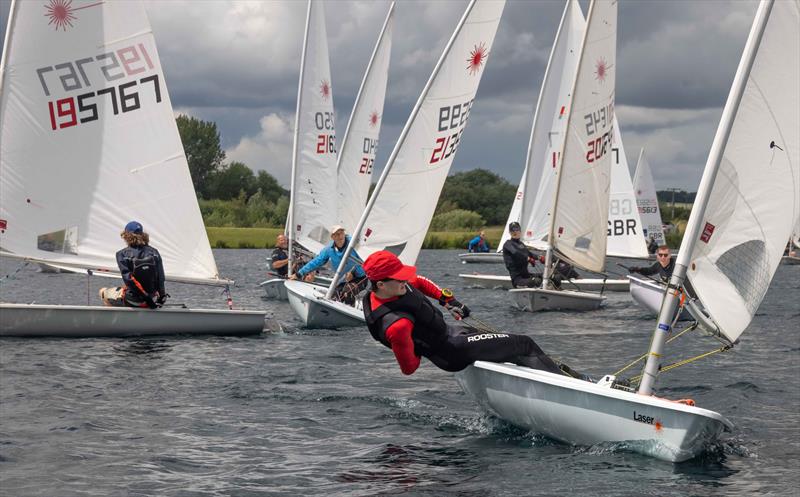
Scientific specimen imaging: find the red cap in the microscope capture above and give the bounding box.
[363,250,417,281]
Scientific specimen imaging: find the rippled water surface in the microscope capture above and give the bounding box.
[1,249,798,496]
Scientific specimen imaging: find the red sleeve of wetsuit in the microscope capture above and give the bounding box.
[385,318,420,375]
[411,275,443,300]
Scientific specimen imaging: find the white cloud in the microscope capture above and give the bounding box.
[226,113,295,187]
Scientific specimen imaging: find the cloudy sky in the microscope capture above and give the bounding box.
[0,0,758,190]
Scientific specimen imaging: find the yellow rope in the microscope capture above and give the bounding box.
[612,322,699,376]
[627,344,732,385]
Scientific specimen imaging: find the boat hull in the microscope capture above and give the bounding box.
[284,280,365,329]
[260,278,288,300]
[508,287,605,312]
[460,274,629,292]
[0,303,266,337]
[458,252,504,264]
[627,275,691,319]
[456,361,733,462]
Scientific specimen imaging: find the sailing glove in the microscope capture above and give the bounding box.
[448,299,471,318]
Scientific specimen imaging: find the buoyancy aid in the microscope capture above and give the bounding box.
[363,285,449,357]
[118,245,162,307]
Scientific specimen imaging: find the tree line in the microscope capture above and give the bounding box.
[179,115,692,231]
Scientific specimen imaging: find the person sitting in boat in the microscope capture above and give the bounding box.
[467,231,490,253]
[553,259,580,282]
[99,221,167,309]
[290,225,368,306]
[647,235,659,255]
[502,222,545,288]
[362,250,585,378]
[270,234,290,278]
[630,245,674,281]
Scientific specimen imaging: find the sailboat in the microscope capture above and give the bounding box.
[460,0,643,298]
[780,217,800,264]
[632,148,666,247]
[260,1,393,300]
[457,0,798,462]
[285,0,507,328]
[0,0,266,337]
[505,0,614,312]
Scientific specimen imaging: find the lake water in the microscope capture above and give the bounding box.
[1,249,798,496]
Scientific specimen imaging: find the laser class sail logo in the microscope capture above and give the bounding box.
[369,110,380,128]
[45,0,103,31]
[466,42,488,75]
[594,57,609,83]
[319,80,331,100]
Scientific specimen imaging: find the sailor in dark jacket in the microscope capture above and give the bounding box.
[361,250,572,377]
[630,245,674,281]
[502,222,545,288]
[99,221,167,309]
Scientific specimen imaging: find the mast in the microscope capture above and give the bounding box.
[325,0,479,299]
[287,0,313,277]
[638,0,774,396]
[541,0,597,288]
[0,0,18,100]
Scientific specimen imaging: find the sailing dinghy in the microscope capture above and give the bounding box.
[632,148,666,248]
[0,0,265,337]
[262,1,394,301]
[286,0,507,328]
[458,0,798,462]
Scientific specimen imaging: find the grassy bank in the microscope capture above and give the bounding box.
[206,226,505,250]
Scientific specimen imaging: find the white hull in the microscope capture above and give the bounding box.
[456,361,733,462]
[284,279,365,329]
[459,274,629,292]
[627,275,691,320]
[0,303,266,337]
[509,287,605,312]
[260,278,288,300]
[458,252,504,264]
[780,255,800,265]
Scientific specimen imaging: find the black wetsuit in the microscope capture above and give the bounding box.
[363,285,563,374]
[115,245,166,308]
[271,247,288,278]
[502,238,542,288]
[633,257,675,281]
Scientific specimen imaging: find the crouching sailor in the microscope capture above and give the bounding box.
[362,250,573,376]
[99,221,168,309]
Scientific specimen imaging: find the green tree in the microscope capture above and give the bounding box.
[208,161,257,200]
[255,170,288,204]
[176,115,226,197]
[436,169,516,225]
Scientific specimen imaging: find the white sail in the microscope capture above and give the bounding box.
[336,3,394,233]
[0,0,223,285]
[498,167,527,251]
[520,0,584,252]
[288,0,338,255]
[606,126,649,259]
[354,0,506,264]
[548,0,617,273]
[686,0,799,344]
[632,148,666,246]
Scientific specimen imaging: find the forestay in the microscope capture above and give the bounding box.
[520,0,584,252]
[686,0,799,344]
[289,0,338,255]
[549,0,617,273]
[632,148,666,246]
[355,0,506,264]
[0,0,223,285]
[606,124,648,259]
[336,3,394,233]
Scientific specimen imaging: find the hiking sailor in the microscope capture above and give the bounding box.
[361,250,585,377]
[99,221,167,308]
[629,245,674,281]
[502,221,546,288]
